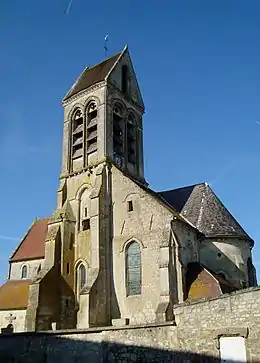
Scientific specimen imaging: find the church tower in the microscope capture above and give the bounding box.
[24,46,146,331]
[56,46,146,328]
[60,45,145,183]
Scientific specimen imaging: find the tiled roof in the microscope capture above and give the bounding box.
[63,51,122,101]
[10,218,49,262]
[158,183,252,241]
[185,262,237,302]
[0,279,31,310]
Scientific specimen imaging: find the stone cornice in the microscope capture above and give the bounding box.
[62,81,106,106]
[59,158,107,180]
[61,80,144,114]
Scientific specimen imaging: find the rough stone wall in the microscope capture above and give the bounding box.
[1,288,260,361]
[174,286,260,362]
[9,259,44,280]
[0,309,26,332]
[108,48,144,109]
[106,49,145,181]
[200,237,252,287]
[0,323,210,363]
[111,166,199,325]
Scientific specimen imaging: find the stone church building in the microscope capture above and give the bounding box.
[0,46,257,332]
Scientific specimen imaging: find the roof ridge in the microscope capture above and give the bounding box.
[158,182,206,193]
[86,50,122,73]
[35,217,49,223]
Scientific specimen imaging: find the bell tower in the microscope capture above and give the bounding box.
[60,45,145,183]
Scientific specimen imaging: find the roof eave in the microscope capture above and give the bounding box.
[9,255,45,263]
[62,80,106,106]
[62,65,90,103]
[205,234,254,246]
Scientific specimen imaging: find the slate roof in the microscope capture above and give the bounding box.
[0,279,31,310]
[158,183,252,241]
[10,218,48,262]
[63,51,122,101]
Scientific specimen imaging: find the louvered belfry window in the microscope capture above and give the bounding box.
[113,104,124,158]
[126,241,141,296]
[122,65,129,95]
[127,114,136,164]
[72,110,84,159]
[87,102,98,153]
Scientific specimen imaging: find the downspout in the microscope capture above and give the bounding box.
[8,261,11,280]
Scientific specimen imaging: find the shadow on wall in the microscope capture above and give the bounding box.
[200,242,250,287]
[0,333,252,363]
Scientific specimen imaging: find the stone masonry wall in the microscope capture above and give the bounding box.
[9,259,44,280]
[174,286,260,362]
[0,309,26,333]
[1,286,260,362]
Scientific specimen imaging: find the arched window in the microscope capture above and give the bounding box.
[125,241,141,296]
[113,104,124,162]
[122,65,129,95]
[77,263,87,292]
[127,113,136,165]
[21,265,28,279]
[79,188,91,231]
[86,102,97,154]
[72,109,83,159]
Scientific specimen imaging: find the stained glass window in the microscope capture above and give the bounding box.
[126,241,141,296]
[78,264,86,290]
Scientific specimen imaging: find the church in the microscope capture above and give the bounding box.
[0,46,257,332]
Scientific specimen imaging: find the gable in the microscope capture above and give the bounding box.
[10,218,49,262]
[112,164,197,232]
[107,47,144,110]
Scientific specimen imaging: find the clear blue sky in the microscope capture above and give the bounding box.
[0,0,259,283]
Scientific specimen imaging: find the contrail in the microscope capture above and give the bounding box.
[0,235,19,241]
[65,0,73,16]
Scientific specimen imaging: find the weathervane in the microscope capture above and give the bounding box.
[104,35,108,57]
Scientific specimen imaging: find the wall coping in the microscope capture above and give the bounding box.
[0,321,176,338]
[174,285,260,309]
